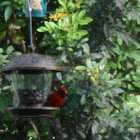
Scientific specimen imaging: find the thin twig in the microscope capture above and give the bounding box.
[28,118,41,140]
[10,117,21,131]
[68,51,75,66]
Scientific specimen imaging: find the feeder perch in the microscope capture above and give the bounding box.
[2,53,63,117]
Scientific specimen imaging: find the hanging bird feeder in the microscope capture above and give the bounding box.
[2,53,63,117]
[2,0,62,117]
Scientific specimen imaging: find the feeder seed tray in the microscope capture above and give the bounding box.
[7,107,60,118]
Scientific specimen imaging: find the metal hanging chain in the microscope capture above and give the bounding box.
[26,0,35,52]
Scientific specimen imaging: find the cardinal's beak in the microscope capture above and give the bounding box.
[65,95,68,100]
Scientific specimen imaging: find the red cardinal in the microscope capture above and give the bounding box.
[44,87,68,107]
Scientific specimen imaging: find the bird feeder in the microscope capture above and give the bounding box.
[2,53,63,117]
[25,0,55,18]
[1,0,62,117]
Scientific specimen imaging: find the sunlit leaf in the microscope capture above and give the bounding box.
[6,45,14,54]
[75,66,87,70]
[77,30,88,36]
[37,26,48,32]
[82,43,90,54]
[58,0,66,7]
[0,1,11,6]
[78,10,86,20]
[4,6,12,22]
[56,72,62,81]
[80,95,86,105]
[79,17,93,25]
[86,59,92,69]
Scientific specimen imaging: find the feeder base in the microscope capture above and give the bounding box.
[7,107,59,118]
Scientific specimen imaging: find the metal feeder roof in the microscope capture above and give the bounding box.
[2,53,63,73]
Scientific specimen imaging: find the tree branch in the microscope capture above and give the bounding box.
[28,118,40,140]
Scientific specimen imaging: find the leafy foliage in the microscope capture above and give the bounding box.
[37,9,93,52]
[37,0,140,139]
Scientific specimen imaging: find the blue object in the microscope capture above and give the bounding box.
[41,0,56,14]
[17,0,56,18]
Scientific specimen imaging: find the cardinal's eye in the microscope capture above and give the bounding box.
[61,91,66,98]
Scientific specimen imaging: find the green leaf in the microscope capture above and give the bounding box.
[56,72,62,81]
[110,88,124,95]
[73,23,78,31]
[112,45,120,54]
[128,128,140,134]
[118,62,121,69]
[58,19,62,29]
[134,81,140,88]
[66,15,71,25]
[44,21,52,30]
[56,46,63,51]
[67,48,73,52]
[61,50,68,63]
[39,41,47,47]
[77,30,88,36]
[0,31,7,41]
[49,22,58,29]
[66,39,74,47]
[77,130,86,139]
[128,84,134,90]
[129,51,140,61]
[6,45,14,54]
[103,22,111,38]
[125,74,132,81]
[100,57,107,65]
[117,37,123,46]
[91,121,99,135]
[80,95,86,105]
[81,38,89,43]
[108,62,117,69]
[27,130,37,139]
[134,42,140,49]
[16,19,26,27]
[58,0,66,7]
[134,27,140,32]
[78,10,86,20]
[82,43,90,54]
[10,51,22,57]
[0,22,8,31]
[68,1,75,9]
[0,1,11,6]
[0,55,8,61]
[79,17,93,25]
[72,12,78,24]
[137,96,140,104]
[58,39,63,45]
[75,66,87,70]
[91,76,96,82]
[4,6,12,22]
[0,48,3,53]
[37,26,48,32]
[86,59,92,69]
